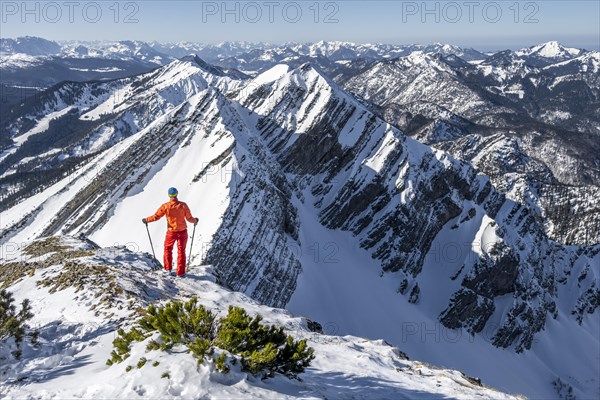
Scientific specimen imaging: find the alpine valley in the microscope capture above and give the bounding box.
[1,37,598,399]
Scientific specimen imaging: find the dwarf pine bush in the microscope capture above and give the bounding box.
[0,289,38,360]
[139,296,217,350]
[215,352,230,373]
[106,327,148,365]
[188,337,214,365]
[107,298,314,379]
[216,306,314,378]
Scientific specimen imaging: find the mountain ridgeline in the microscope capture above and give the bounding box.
[0,41,598,398]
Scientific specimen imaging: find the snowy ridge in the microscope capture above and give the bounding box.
[0,236,522,399]
[1,37,487,63]
[0,56,246,185]
[0,36,61,56]
[0,53,46,70]
[345,53,500,119]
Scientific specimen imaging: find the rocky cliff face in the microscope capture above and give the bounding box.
[342,51,600,247]
[203,130,302,308]
[226,63,598,356]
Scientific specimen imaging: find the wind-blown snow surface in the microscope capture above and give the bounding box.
[0,236,520,400]
[1,60,598,399]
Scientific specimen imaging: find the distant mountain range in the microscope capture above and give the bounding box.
[0,36,587,83]
[2,37,598,246]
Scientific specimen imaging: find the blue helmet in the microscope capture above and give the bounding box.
[168,187,178,198]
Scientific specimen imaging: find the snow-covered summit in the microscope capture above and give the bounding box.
[544,50,600,73]
[517,40,584,59]
[514,41,587,67]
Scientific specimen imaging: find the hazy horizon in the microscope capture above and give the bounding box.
[3,35,598,53]
[1,1,598,51]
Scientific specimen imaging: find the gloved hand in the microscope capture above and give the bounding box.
[193,217,199,225]
[142,218,147,225]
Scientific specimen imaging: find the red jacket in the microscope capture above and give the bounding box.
[146,198,197,232]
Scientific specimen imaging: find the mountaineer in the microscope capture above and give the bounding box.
[143,187,198,277]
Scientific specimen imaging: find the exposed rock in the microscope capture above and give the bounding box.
[408,284,420,304]
[305,319,323,333]
[462,243,519,298]
[440,289,495,334]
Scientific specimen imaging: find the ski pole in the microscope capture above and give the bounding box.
[188,222,197,269]
[145,223,158,269]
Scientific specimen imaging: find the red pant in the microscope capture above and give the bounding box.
[163,230,188,276]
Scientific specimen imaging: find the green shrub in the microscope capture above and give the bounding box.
[272,336,314,378]
[107,300,314,380]
[242,342,278,374]
[217,306,314,379]
[215,306,286,354]
[0,289,38,360]
[145,339,161,352]
[215,352,230,373]
[139,297,217,350]
[108,327,148,364]
[189,337,214,365]
[137,357,147,369]
[107,297,216,365]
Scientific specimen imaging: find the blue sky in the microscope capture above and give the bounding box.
[1,1,599,50]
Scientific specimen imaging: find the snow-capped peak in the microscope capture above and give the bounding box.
[251,63,291,85]
[167,54,249,80]
[236,62,341,116]
[177,53,218,71]
[543,50,600,73]
[517,41,584,59]
[394,51,457,75]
